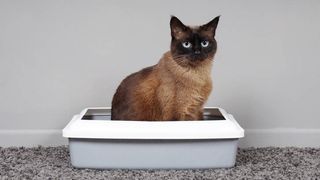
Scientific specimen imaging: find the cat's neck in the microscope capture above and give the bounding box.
[157,51,213,85]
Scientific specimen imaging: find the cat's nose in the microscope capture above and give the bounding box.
[194,50,201,54]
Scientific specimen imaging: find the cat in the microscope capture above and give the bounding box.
[111,16,220,121]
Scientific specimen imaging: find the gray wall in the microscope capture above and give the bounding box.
[1,0,320,147]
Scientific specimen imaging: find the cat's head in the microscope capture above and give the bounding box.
[170,16,220,67]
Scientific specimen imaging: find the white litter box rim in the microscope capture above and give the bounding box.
[62,107,244,139]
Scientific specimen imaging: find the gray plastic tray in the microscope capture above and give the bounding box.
[64,107,243,169]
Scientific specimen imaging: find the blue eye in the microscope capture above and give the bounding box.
[201,40,209,47]
[182,41,192,48]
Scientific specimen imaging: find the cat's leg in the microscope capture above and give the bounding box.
[178,106,200,121]
[197,109,204,120]
[183,112,202,120]
[157,86,175,120]
[177,106,202,120]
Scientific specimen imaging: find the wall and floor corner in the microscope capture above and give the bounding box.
[1,0,320,148]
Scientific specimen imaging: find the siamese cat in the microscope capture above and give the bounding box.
[112,16,219,121]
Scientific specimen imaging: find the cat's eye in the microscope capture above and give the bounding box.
[201,40,209,47]
[182,41,192,48]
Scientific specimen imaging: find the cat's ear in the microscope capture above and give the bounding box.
[201,16,220,37]
[170,16,187,39]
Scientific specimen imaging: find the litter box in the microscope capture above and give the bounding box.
[62,107,244,169]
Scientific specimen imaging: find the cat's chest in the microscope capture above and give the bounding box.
[165,70,212,96]
[176,79,212,103]
[158,63,212,107]
[158,77,211,100]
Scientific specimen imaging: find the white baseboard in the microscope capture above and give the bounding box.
[1,128,320,148]
[0,129,67,147]
[239,128,320,148]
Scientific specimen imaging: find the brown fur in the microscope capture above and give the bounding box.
[111,16,219,120]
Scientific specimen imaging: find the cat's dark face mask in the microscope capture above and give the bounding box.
[170,16,219,66]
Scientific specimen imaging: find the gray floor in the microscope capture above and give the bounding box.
[0,146,320,179]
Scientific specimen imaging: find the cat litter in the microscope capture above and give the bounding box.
[62,107,244,169]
